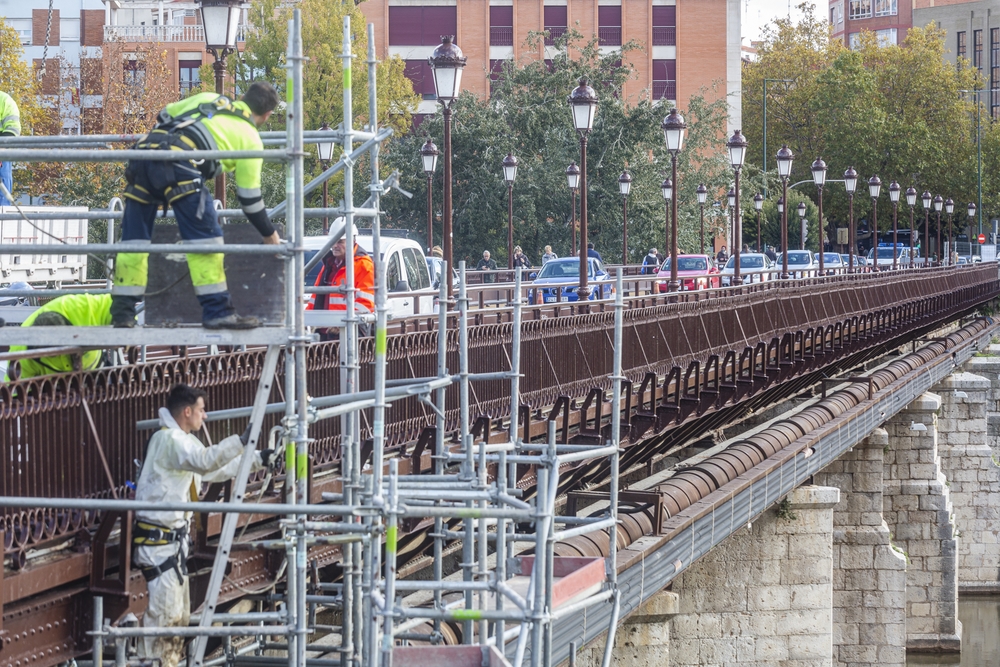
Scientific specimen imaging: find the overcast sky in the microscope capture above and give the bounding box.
[743,0,818,44]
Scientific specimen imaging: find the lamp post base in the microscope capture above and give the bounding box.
[666,281,680,292]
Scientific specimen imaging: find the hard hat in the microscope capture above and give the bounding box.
[330,217,359,240]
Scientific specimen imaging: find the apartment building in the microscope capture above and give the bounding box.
[360,0,742,133]
[830,0,912,47]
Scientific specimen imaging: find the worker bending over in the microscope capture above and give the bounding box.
[4,293,112,381]
[307,221,375,340]
[0,90,21,205]
[133,384,275,667]
[112,81,281,329]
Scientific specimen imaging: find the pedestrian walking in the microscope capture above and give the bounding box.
[642,248,661,275]
[512,246,532,269]
[477,250,498,283]
[542,245,558,264]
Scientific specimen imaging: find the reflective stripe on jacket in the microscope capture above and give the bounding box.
[307,246,375,314]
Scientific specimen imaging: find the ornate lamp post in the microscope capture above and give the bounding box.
[727,129,748,285]
[921,191,932,266]
[566,163,580,255]
[420,137,439,250]
[199,0,243,207]
[844,167,858,272]
[317,122,337,234]
[618,169,632,264]
[888,181,900,270]
[905,187,917,268]
[727,186,736,249]
[502,152,518,270]
[797,201,807,250]
[776,145,794,279]
[868,176,882,272]
[568,78,599,298]
[753,193,764,253]
[429,36,467,297]
[969,202,978,260]
[662,108,687,292]
[945,198,955,265]
[696,184,708,255]
[661,177,673,274]
[811,158,827,275]
[933,195,944,266]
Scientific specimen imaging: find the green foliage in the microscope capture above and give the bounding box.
[382,31,732,266]
[775,497,798,521]
[742,4,982,250]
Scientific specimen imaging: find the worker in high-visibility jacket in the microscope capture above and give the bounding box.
[0,91,22,205]
[4,293,112,381]
[112,81,281,330]
[134,384,275,667]
[306,221,375,340]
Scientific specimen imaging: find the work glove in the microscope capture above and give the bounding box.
[259,448,277,472]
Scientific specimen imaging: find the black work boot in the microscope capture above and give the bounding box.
[203,314,260,330]
[110,295,140,328]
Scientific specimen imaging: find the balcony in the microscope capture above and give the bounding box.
[598,27,621,47]
[652,26,676,46]
[103,24,248,43]
[544,25,566,46]
[490,26,513,47]
[652,80,676,101]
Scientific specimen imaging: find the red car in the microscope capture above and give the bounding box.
[656,254,719,292]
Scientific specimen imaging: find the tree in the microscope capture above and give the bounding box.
[742,4,980,251]
[381,31,733,266]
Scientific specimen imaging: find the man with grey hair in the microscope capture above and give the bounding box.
[476,250,497,283]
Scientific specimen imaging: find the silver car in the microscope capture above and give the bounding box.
[719,253,774,285]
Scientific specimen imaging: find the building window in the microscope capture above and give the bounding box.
[875,28,896,47]
[873,0,896,17]
[60,18,80,42]
[848,32,861,50]
[974,29,983,70]
[544,6,566,45]
[124,59,146,88]
[388,6,457,46]
[598,6,621,47]
[8,19,31,44]
[489,6,512,47]
[179,59,201,95]
[652,59,675,101]
[992,28,1000,118]
[489,59,506,94]
[958,31,966,60]
[652,6,676,46]
[848,0,872,20]
[403,60,436,100]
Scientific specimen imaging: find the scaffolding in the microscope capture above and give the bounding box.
[0,12,623,667]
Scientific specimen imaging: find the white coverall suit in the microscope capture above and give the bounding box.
[134,407,263,667]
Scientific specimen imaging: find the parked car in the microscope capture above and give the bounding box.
[840,254,869,271]
[303,225,435,321]
[719,253,774,285]
[655,254,719,292]
[530,257,612,304]
[775,250,816,277]
[867,243,913,269]
[820,252,845,274]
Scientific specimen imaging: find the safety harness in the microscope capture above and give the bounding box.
[124,95,255,206]
[133,521,189,582]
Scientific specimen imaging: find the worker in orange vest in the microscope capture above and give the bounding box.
[307,220,375,339]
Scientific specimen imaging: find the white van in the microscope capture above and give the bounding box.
[302,228,435,322]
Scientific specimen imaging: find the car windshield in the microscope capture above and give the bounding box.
[727,255,764,269]
[662,257,708,272]
[536,261,594,279]
[873,247,900,259]
[822,253,841,263]
[783,253,810,265]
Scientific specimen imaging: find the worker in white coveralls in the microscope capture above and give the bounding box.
[133,384,276,667]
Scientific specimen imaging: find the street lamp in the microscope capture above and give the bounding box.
[797,201,807,250]
[844,167,858,272]
[429,35,467,297]
[569,78,599,299]
[888,181,900,270]
[933,195,943,266]
[727,187,735,262]
[420,137,439,250]
[945,197,955,265]
[199,0,243,208]
[566,162,580,255]
[661,177,673,275]
[753,193,764,253]
[619,170,632,264]
[922,191,932,267]
[662,108,686,292]
[317,122,337,234]
[868,175,882,272]
[727,129,748,285]
[968,202,977,257]
[502,152,519,270]
[811,158,827,275]
[696,184,708,254]
[906,187,917,268]
[776,145,794,279]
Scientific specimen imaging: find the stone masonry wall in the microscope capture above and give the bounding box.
[883,392,961,652]
[814,428,907,667]
[667,485,840,667]
[934,371,1000,593]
